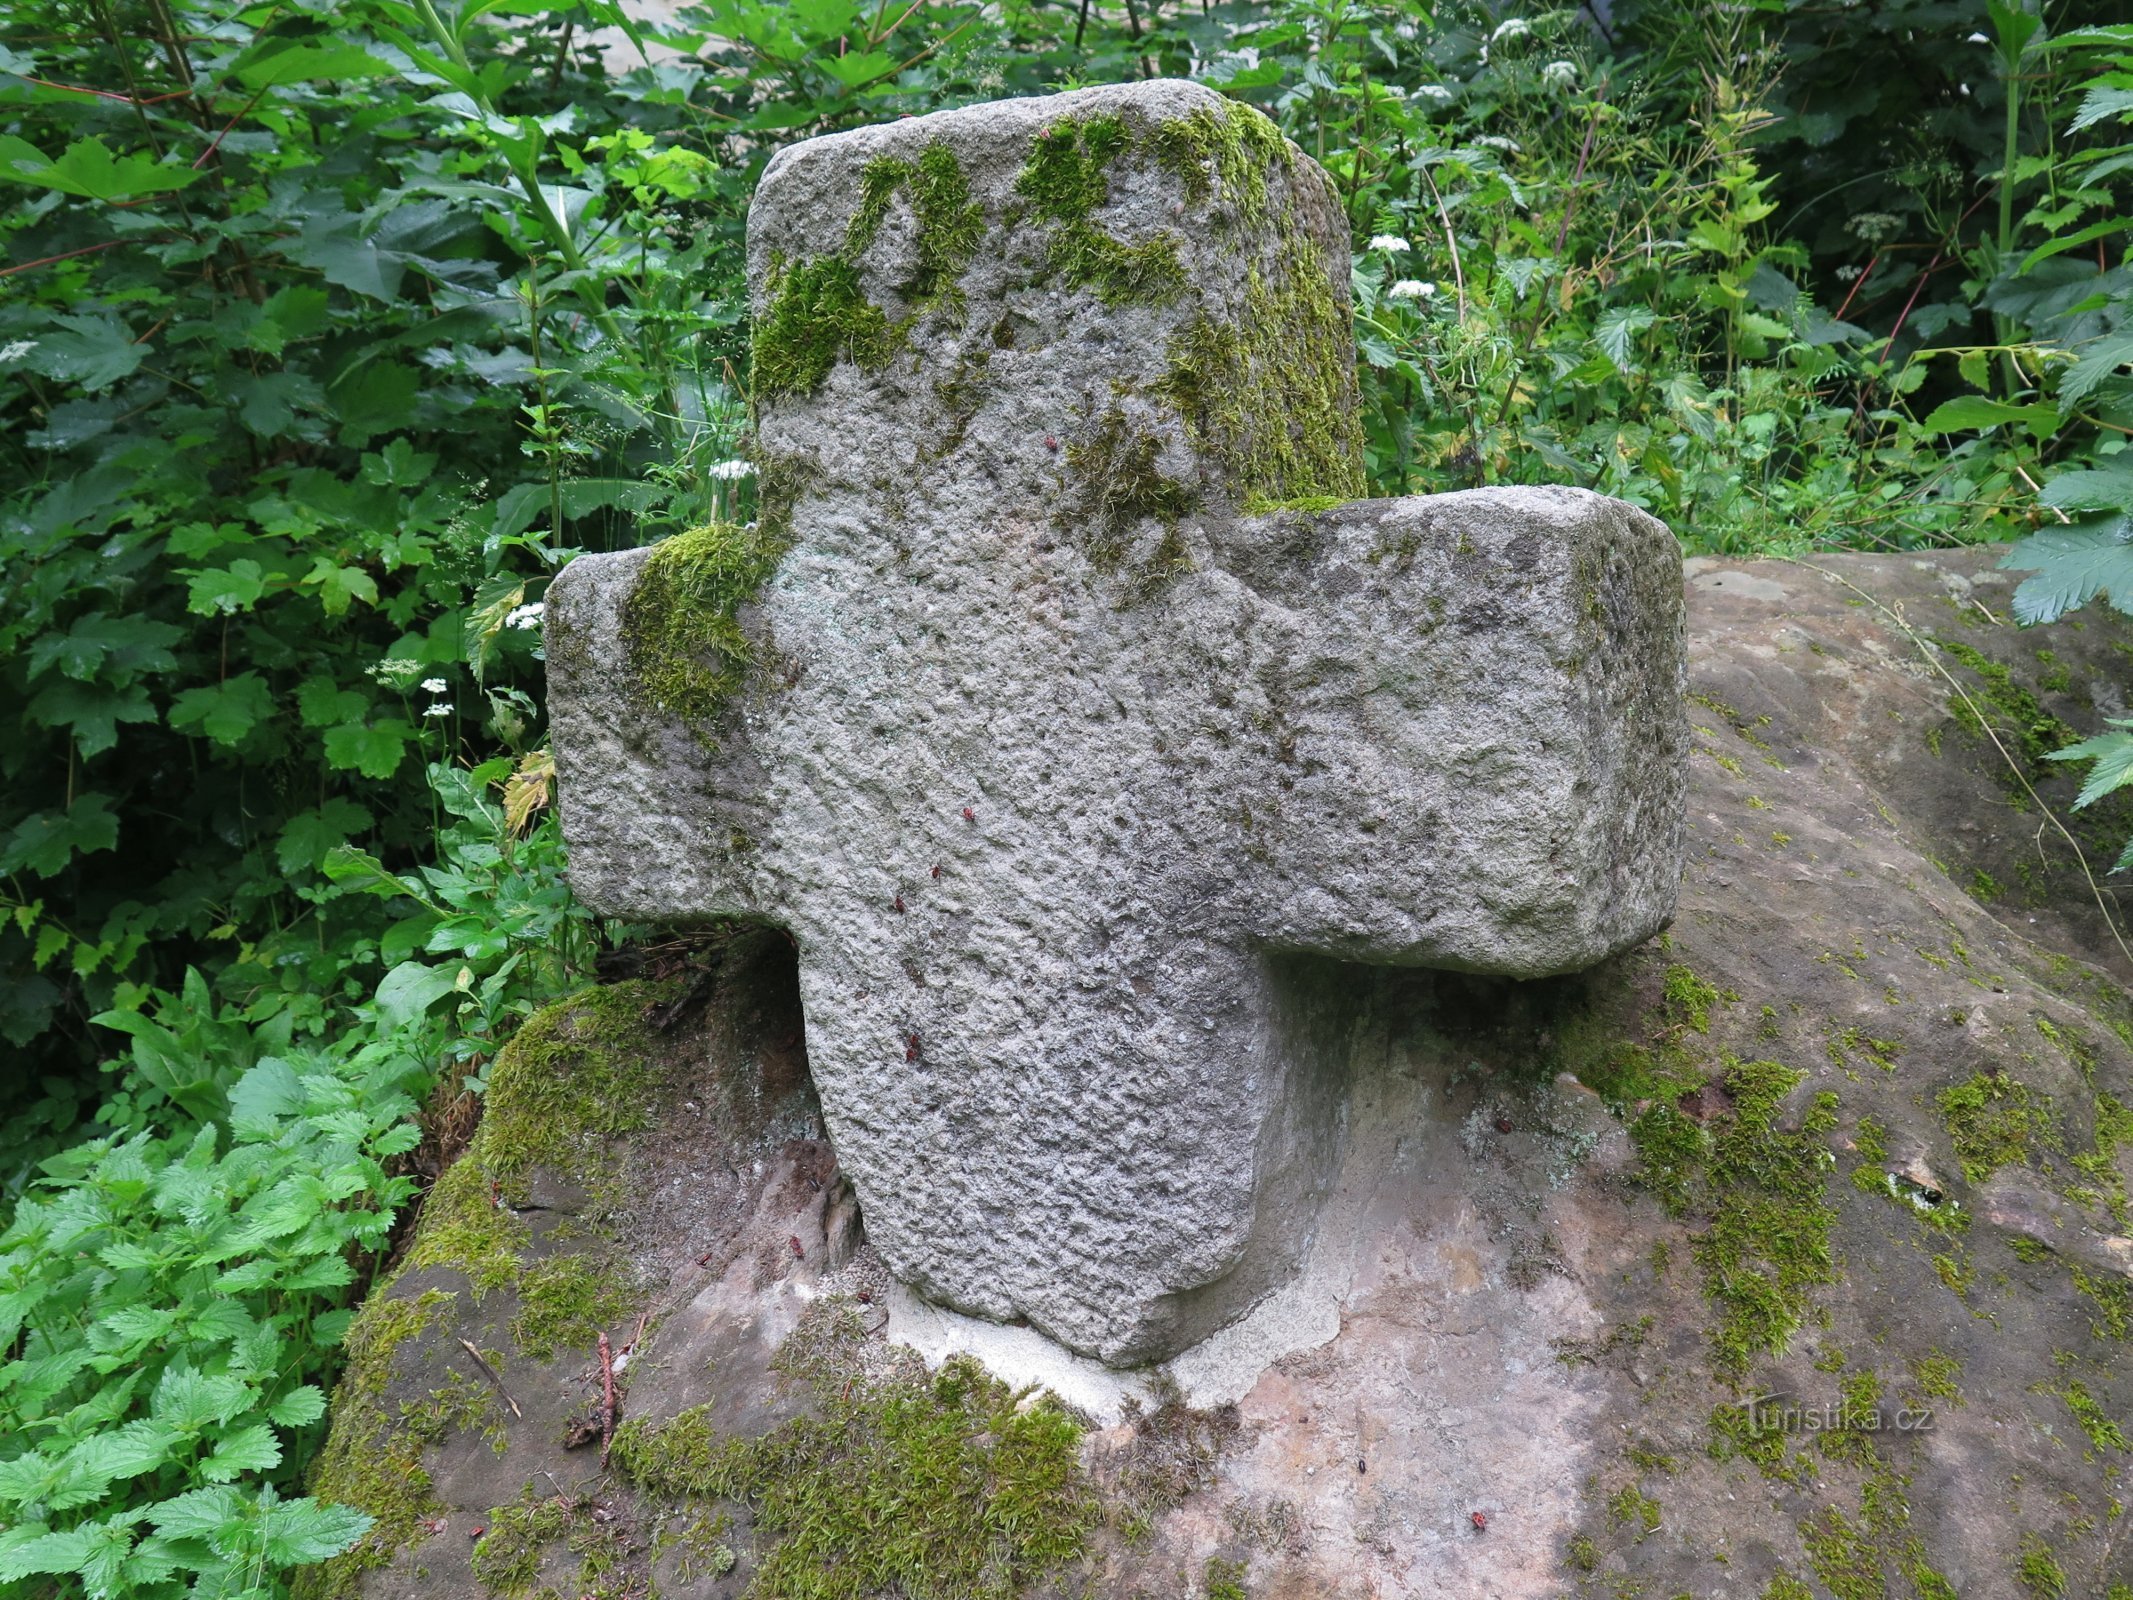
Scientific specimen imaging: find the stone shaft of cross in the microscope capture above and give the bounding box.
[548,79,1687,1365]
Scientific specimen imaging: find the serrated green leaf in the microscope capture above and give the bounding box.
[2001,518,2133,624]
[374,960,462,1027]
[1918,394,2062,440]
[2048,727,2133,808]
[266,1385,328,1428]
[200,1424,282,1482]
[168,672,275,745]
[323,721,413,779]
[0,135,201,200]
[260,1497,371,1566]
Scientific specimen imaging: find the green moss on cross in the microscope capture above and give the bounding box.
[753,141,985,401]
[620,520,791,746]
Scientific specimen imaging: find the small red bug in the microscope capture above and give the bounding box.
[789,1235,804,1260]
[930,863,941,878]
[1494,1114,1513,1134]
[1044,434,1058,451]
[905,1032,921,1062]
[1470,1510,1488,1532]
[893,894,906,913]
[961,807,976,822]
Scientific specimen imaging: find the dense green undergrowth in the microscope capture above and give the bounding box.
[4,0,2132,1593]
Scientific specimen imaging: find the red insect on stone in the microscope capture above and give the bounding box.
[931,864,941,878]
[906,1032,922,1062]
[789,1235,804,1259]
[961,807,976,822]
[1045,435,1058,451]
[1494,1115,1513,1134]
[893,894,906,913]
[1470,1510,1488,1532]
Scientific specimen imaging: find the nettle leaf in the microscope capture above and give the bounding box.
[200,1424,282,1483]
[260,1497,371,1566]
[265,1385,327,1429]
[228,1057,307,1133]
[145,1484,245,1542]
[168,672,275,745]
[1594,306,1657,375]
[0,1526,92,1582]
[151,1366,252,1434]
[0,134,202,199]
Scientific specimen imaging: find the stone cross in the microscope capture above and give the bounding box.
[548,80,1687,1366]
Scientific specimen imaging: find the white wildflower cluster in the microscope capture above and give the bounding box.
[505,601,545,631]
[708,458,755,481]
[419,677,451,719]
[369,656,423,691]
[1489,17,1531,43]
[1847,211,1901,243]
[1388,280,1437,301]
[1410,84,1454,105]
[1542,59,1578,90]
[0,339,35,364]
[1835,264,1865,282]
[1367,235,1411,254]
[1472,134,1521,155]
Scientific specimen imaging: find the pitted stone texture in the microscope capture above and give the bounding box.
[548,80,1687,1364]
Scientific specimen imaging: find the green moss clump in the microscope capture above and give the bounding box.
[1154,249,1365,510]
[1013,113,1186,306]
[1203,1556,1250,1600]
[1564,1532,1601,1573]
[2016,1531,2069,1597]
[620,520,791,745]
[1147,100,1289,221]
[1909,1350,1963,1404]
[1606,1483,1662,1539]
[1850,1115,1889,1189]
[2058,1379,2130,1453]
[1243,492,1349,515]
[512,1250,644,1364]
[1936,636,2077,776]
[469,1498,572,1594]
[1936,1070,2057,1183]
[612,1352,1097,1600]
[1707,1396,1806,1484]
[1659,963,1726,1034]
[753,140,985,399]
[1763,1577,1814,1600]
[302,986,675,1597]
[752,255,897,400]
[1634,1058,1840,1382]
[294,1290,453,1600]
[1063,404,1201,576]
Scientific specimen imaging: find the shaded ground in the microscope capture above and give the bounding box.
[308,547,2133,1599]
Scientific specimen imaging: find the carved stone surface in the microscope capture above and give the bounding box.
[547,79,1687,1364]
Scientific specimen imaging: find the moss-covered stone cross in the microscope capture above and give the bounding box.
[548,80,1688,1366]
